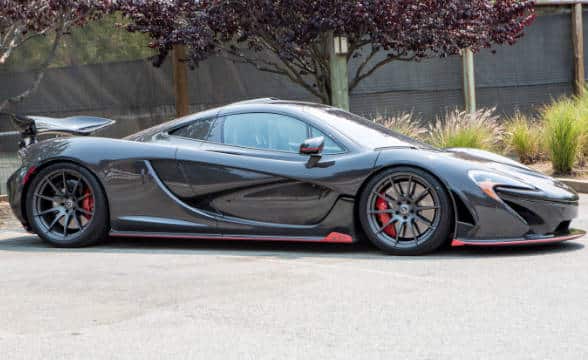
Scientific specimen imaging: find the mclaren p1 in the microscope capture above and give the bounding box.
[5,99,585,255]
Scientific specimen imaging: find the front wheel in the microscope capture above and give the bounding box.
[26,163,109,247]
[358,167,453,255]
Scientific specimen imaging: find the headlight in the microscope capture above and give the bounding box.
[468,170,536,201]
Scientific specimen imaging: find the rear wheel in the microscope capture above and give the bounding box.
[358,167,453,255]
[26,163,109,247]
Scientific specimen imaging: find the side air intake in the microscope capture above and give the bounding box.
[451,191,476,226]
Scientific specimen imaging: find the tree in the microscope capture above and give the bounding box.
[118,0,535,105]
[2,13,155,72]
[0,0,110,111]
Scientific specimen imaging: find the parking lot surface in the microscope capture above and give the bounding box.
[0,195,587,359]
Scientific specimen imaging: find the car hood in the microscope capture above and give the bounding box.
[444,147,578,202]
[445,148,531,171]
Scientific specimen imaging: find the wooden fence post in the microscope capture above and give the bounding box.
[462,48,477,114]
[327,32,350,111]
[172,45,190,117]
[572,2,585,96]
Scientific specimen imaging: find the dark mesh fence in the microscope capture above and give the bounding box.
[0,12,583,193]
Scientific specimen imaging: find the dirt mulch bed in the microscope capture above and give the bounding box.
[0,202,22,231]
[528,161,588,180]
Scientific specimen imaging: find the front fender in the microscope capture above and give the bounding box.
[374,148,530,240]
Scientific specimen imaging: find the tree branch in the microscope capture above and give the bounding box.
[346,39,370,61]
[0,23,64,111]
[0,26,22,64]
[224,52,288,75]
[349,54,416,91]
[223,36,328,102]
[351,47,378,88]
[275,57,328,103]
[219,47,327,102]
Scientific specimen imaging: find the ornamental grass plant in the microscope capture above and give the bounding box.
[504,112,543,164]
[427,108,503,151]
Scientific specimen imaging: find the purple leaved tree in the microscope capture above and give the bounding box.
[118,0,535,105]
[0,0,111,111]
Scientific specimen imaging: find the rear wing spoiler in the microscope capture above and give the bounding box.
[3,113,115,149]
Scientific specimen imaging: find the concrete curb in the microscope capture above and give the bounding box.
[558,178,588,194]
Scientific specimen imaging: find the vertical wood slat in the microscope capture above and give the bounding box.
[172,45,190,117]
[572,3,585,96]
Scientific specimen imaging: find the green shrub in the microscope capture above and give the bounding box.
[542,98,582,174]
[581,119,588,166]
[504,112,543,164]
[427,108,503,150]
[373,112,426,140]
[577,116,588,167]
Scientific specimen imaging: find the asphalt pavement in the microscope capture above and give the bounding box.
[0,195,587,359]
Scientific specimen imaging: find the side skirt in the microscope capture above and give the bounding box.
[109,231,354,244]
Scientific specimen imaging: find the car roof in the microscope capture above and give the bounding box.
[221,98,326,110]
[217,98,330,118]
[127,98,354,147]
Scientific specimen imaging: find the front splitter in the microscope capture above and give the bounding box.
[452,229,586,247]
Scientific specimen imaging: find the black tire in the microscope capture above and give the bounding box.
[26,162,109,247]
[358,167,453,255]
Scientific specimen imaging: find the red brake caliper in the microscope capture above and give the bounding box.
[375,194,397,237]
[81,188,94,220]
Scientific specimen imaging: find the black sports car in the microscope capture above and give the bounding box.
[5,99,585,255]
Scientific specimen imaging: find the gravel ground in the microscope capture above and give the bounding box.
[0,196,586,359]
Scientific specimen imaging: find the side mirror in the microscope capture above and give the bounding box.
[299,136,324,155]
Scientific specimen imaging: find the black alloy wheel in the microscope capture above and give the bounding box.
[359,167,453,255]
[26,163,109,247]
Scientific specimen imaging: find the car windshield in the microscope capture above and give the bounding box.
[303,106,434,150]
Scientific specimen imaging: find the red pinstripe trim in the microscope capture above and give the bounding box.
[22,166,37,186]
[301,147,321,152]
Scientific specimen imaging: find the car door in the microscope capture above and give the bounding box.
[141,116,221,234]
[175,111,349,236]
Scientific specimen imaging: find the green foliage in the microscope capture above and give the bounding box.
[427,108,503,150]
[504,112,543,164]
[373,112,426,140]
[581,117,588,164]
[542,98,582,174]
[573,89,588,162]
[2,13,154,72]
[117,0,535,104]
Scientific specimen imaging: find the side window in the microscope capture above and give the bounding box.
[170,118,215,141]
[222,113,307,153]
[310,127,344,154]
